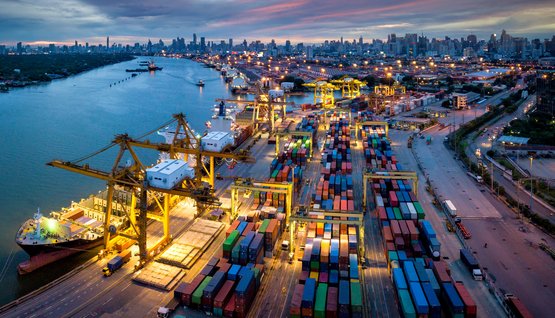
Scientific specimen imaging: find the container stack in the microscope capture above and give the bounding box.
[361,121,477,318]
[291,113,363,318]
[312,115,355,212]
[176,218,286,317]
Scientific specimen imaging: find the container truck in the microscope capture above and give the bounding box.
[460,249,483,280]
[102,249,131,277]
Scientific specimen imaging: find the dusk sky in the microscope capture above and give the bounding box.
[1,0,555,46]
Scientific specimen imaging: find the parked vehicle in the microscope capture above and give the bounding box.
[102,249,131,277]
[460,249,483,280]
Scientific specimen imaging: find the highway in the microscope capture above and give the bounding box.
[389,129,506,318]
[406,99,555,317]
[465,93,555,223]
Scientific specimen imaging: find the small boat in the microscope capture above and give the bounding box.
[196,80,205,87]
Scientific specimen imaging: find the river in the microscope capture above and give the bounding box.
[0,57,265,305]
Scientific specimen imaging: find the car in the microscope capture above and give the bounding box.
[288,252,294,264]
[281,240,290,251]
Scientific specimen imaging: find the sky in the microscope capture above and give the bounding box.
[1,0,555,46]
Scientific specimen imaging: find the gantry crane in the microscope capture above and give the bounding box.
[330,76,366,99]
[48,113,253,265]
[362,171,418,209]
[216,95,294,133]
[303,79,338,108]
[289,208,365,255]
[369,82,407,114]
[230,178,293,222]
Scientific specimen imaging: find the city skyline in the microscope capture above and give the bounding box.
[1,0,555,46]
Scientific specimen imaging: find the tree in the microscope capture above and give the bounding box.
[362,75,376,87]
[441,100,451,108]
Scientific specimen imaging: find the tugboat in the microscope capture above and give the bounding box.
[148,61,163,71]
[196,80,205,87]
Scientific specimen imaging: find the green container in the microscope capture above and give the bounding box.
[271,169,279,179]
[387,250,398,262]
[314,283,328,318]
[232,237,244,263]
[397,289,416,318]
[214,308,223,316]
[350,281,363,314]
[310,260,320,271]
[223,230,240,252]
[393,207,402,220]
[413,202,425,219]
[258,219,270,233]
[192,276,212,305]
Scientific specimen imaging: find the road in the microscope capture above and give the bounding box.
[409,122,555,317]
[388,129,506,318]
[464,92,555,223]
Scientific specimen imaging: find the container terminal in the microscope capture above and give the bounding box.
[1,71,533,318]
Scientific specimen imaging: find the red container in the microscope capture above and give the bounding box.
[223,294,236,318]
[214,280,236,311]
[406,220,419,240]
[182,274,206,306]
[454,282,477,318]
[326,286,338,318]
[290,284,304,317]
[241,223,254,236]
[390,220,402,238]
[226,220,240,237]
[433,261,451,283]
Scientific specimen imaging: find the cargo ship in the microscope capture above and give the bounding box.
[158,101,252,155]
[15,189,132,274]
[230,76,248,94]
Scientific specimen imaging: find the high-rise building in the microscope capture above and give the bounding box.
[200,37,206,52]
[228,38,233,50]
[107,36,109,49]
[537,70,555,116]
[193,33,197,45]
[16,42,22,54]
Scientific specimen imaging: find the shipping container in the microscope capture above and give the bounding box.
[421,282,441,318]
[350,281,363,318]
[453,282,477,318]
[409,281,429,315]
[398,289,416,318]
[290,284,305,318]
[302,278,317,317]
[213,280,235,316]
[338,280,350,318]
[314,283,328,318]
[326,286,338,318]
[192,276,212,306]
[182,274,206,306]
[441,282,465,317]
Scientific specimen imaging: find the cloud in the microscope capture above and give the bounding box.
[0,0,554,45]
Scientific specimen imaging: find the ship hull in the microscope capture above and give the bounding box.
[17,237,103,274]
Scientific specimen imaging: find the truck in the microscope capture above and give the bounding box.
[102,249,131,277]
[460,248,483,280]
[466,171,483,183]
[442,200,457,217]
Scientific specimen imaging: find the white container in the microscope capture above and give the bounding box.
[201,131,234,152]
[146,159,194,189]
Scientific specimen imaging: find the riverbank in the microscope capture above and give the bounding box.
[0,53,135,90]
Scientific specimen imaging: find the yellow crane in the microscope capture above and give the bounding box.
[47,113,253,265]
[230,178,293,223]
[330,76,366,99]
[303,79,338,108]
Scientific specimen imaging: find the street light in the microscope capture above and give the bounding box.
[529,156,534,212]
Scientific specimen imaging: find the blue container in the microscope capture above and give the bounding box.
[392,267,408,290]
[425,269,440,295]
[403,261,419,283]
[329,270,339,286]
[235,270,254,296]
[414,261,429,283]
[236,222,247,236]
[301,278,317,311]
[409,282,429,314]
[421,282,441,318]
[228,264,241,281]
[441,282,464,314]
[338,280,350,318]
[240,231,255,252]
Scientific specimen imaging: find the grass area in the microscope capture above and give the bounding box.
[503,111,555,146]
[447,103,554,235]
[0,54,135,82]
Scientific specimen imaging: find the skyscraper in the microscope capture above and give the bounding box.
[537,70,555,116]
[229,38,233,50]
[107,36,109,49]
[200,37,206,52]
[193,33,197,45]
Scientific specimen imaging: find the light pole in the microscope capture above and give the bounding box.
[529,156,534,212]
